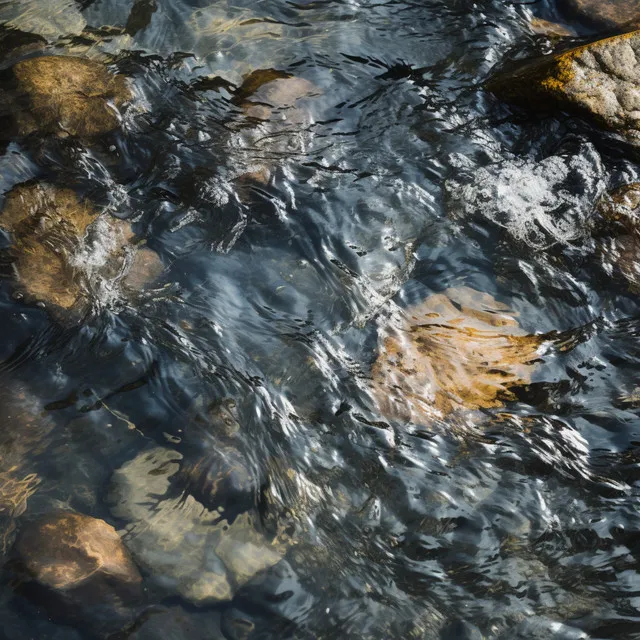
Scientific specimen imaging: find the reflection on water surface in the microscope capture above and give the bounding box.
[0,0,639,638]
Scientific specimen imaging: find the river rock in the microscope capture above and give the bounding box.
[0,0,86,40]
[597,182,640,289]
[370,287,542,423]
[0,183,163,314]
[230,70,319,196]
[10,55,131,137]
[0,386,54,555]
[108,446,285,605]
[15,512,142,633]
[487,31,640,148]
[530,17,574,38]
[562,0,640,30]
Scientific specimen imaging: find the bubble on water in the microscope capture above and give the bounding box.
[446,142,606,248]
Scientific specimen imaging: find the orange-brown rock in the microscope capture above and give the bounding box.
[597,183,640,290]
[530,17,574,38]
[2,183,95,309]
[563,0,640,29]
[1,183,163,314]
[15,512,142,633]
[16,512,141,592]
[12,55,131,137]
[371,287,542,422]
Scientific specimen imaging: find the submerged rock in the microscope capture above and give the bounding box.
[15,512,142,633]
[236,69,318,119]
[597,182,640,290]
[230,69,319,195]
[108,446,285,605]
[562,0,640,30]
[0,386,53,555]
[0,0,86,40]
[371,287,542,423]
[0,183,163,314]
[10,55,131,137]
[487,31,640,148]
[446,141,605,249]
[529,17,574,38]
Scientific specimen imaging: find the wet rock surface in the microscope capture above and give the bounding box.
[229,70,319,194]
[597,182,640,289]
[529,17,574,38]
[0,386,52,555]
[0,0,85,40]
[562,0,640,30]
[488,31,640,147]
[0,182,163,314]
[371,287,543,422]
[9,55,131,137]
[108,446,285,605]
[15,512,142,633]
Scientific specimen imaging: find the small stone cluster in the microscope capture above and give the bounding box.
[0,32,321,635]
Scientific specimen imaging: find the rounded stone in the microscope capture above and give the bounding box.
[108,446,284,605]
[11,55,132,137]
[563,0,640,29]
[371,287,542,422]
[16,512,142,592]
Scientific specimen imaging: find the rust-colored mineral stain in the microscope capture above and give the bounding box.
[371,287,542,422]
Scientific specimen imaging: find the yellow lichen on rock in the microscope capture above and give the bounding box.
[488,30,640,147]
[12,56,131,137]
[371,287,542,422]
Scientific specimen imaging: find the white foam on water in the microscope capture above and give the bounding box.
[446,142,606,248]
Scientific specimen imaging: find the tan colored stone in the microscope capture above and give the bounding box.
[371,287,542,422]
[121,246,164,290]
[109,446,285,604]
[2,184,96,309]
[1,183,163,313]
[563,0,640,29]
[530,17,574,38]
[12,56,131,137]
[488,31,640,147]
[237,70,318,121]
[16,512,141,591]
[0,0,86,40]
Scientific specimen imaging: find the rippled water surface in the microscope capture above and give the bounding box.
[2,0,640,638]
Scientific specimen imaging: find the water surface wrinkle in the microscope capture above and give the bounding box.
[0,0,639,639]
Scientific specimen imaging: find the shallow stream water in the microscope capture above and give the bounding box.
[1,0,640,638]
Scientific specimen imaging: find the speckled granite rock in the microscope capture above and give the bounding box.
[488,31,640,147]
